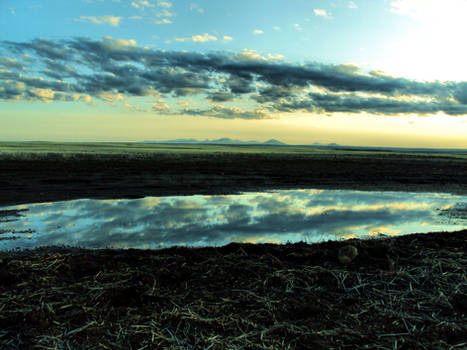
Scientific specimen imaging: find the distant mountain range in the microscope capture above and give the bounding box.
[312,142,340,147]
[141,139,467,153]
[143,137,288,146]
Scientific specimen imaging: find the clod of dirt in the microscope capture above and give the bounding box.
[338,245,358,264]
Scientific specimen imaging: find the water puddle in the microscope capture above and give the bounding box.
[0,189,466,251]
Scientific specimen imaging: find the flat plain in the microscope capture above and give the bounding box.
[1,141,466,206]
[0,142,466,349]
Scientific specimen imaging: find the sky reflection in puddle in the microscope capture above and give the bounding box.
[0,189,466,250]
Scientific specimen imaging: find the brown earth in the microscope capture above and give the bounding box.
[0,230,466,349]
[1,150,466,206]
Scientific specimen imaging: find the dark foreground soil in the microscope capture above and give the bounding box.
[1,230,466,349]
[1,150,466,206]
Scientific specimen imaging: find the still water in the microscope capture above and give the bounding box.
[1,189,466,251]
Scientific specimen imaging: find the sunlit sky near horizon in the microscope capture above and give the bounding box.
[1,0,467,148]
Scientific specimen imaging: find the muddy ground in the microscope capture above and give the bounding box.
[1,230,466,349]
[1,149,466,206]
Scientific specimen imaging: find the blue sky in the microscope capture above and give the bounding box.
[1,1,405,67]
[1,0,467,147]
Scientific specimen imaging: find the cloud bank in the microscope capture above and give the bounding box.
[1,37,467,119]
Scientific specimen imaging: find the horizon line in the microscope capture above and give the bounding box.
[1,139,466,152]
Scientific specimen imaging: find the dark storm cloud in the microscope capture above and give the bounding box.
[273,92,467,116]
[3,38,72,60]
[1,37,467,117]
[207,90,236,102]
[0,56,26,70]
[252,85,299,103]
[42,59,78,80]
[226,75,255,94]
[453,82,467,105]
[0,81,24,99]
[140,67,210,95]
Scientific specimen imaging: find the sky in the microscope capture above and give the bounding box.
[1,0,467,148]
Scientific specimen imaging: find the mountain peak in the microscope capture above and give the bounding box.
[263,139,286,145]
[144,138,288,146]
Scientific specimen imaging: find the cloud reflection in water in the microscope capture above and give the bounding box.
[0,189,466,250]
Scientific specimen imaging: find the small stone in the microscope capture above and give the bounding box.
[338,245,358,265]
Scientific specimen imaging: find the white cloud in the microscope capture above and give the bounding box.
[97,91,125,104]
[273,26,280,31]
[81,95,93,104]
[192,33,217,42]
[77,15,122,26]
[96,91,149,112]
[313,9,329,18]
[177,99,196,108]
[253,29,264,35]
[29,88,55,103]
[155,9,174,17]
[267,53,284,61]
[130,15,143,20]
[153,7,174,22]
[174,34,228,43]
[293,23,302,31]
[158,1,172,8]
[236,49,263,61]
[123,102,150,112]
[155,18,172,24]
[348,1,357,9]
[152,98,171,112]
[131,0,174,24]
[132,0,171,10]
[236,49,284,62]
[101,36,137,50]
[190,3,205,13]
[132,0,155,9]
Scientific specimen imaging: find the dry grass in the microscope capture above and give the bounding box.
[1,230,466,349]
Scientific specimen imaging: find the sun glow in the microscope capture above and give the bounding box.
[382,30,467,82]
[383,0,467,81]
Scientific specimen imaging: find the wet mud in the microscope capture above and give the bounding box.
[1,150,466,206]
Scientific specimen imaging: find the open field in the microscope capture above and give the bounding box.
[2,141,467,157]
[1,142,466,206]
[1,142,466,349]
